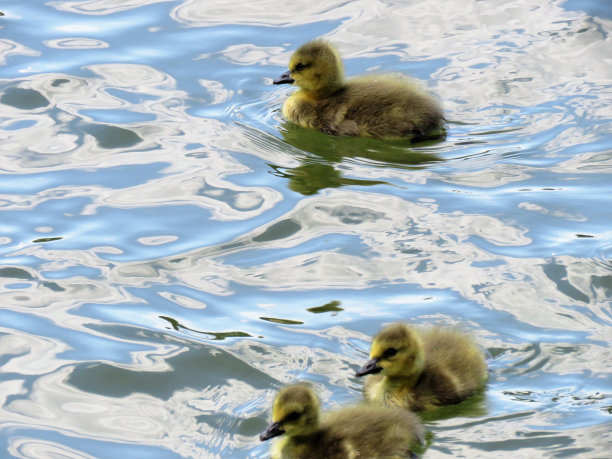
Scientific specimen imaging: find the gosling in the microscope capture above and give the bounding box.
[260,383,423,459]
[273,39,444,140]
[356,323,487,411]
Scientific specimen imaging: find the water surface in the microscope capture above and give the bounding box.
[0,0,611,457]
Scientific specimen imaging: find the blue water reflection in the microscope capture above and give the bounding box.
[1,0,611,458]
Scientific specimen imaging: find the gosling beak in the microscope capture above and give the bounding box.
[356,358,383,377]
[273,70,294,85]
[260,421,285,441]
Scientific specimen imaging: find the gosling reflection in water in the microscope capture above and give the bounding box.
[270,162,383,196]
[274,122,442,195]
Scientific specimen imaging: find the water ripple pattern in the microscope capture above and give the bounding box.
[0,0,611,458]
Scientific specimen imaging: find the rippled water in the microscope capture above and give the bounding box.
[1,0,611,457]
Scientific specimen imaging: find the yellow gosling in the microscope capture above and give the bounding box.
[356,323,487,411]
[273,39,445,140]
[260,383,423,459]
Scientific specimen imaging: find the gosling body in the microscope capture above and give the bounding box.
[357,323,487,411]
[273,39,444,139]
[260,383,423,459]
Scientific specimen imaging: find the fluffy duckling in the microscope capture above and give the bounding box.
[273,39,444,140]
[356,323,487,411]
[260,383,423,459]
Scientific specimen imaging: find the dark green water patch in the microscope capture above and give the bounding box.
[67,343,275,399]
[160,315,252,340]
[253,218,301,242]
[0,267,34,280]
[307,300,343,314]
[1,87,50,109]
[32,236,63,243]
[83,124,142,149]
[259,317,303,325]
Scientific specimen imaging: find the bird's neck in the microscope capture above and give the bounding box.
[290,428,324,445]
[301,79,344,100]
[386,371,421,389]
[387,357,425,389]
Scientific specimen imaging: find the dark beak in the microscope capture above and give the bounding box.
[273,70,294,85]
[356,358,383,377]
[260,421,285,441]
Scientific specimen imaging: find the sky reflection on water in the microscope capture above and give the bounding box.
[1,0,611,458]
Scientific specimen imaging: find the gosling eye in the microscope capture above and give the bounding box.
[293,62,307,72]
[283,411,301,423]
[382,347,398,359]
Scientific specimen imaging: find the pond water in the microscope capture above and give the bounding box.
[1,0,611,457]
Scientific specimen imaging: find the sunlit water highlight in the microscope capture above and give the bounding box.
[0,0,611,457]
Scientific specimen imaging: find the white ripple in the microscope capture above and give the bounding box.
[48,0,173,15]
[44,38,109,49]
[7,437,96,459]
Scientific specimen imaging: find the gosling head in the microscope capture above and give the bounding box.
[273,39,344,97]
[356,323,425,379]
[260,384,321,442]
